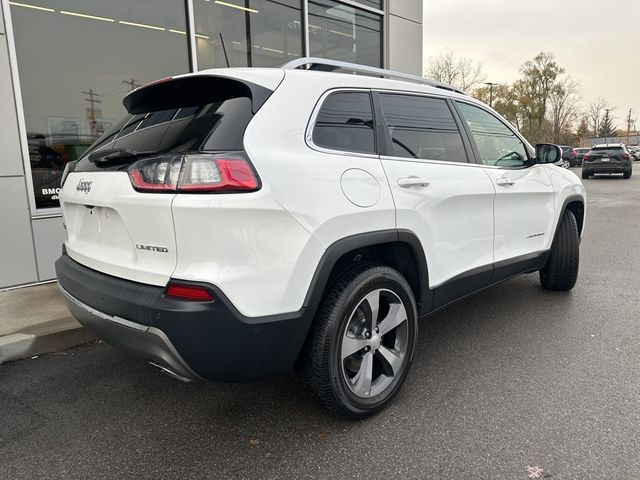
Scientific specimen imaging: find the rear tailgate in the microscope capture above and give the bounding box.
[61,170,177,286]
[60,69,283,287]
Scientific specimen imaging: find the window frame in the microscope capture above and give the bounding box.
[452,100,535,170]
[373,89,474,166]
[306,87,380,158]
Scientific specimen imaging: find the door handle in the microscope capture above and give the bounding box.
[398,177,430,188]
[496,178,516,187]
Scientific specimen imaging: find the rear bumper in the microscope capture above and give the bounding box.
[59,285,200,381]
[55,252,314,382]
[584,161,630,173]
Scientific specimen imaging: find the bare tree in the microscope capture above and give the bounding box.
[425,50,487,91]
[549,76,581,143]
[587,96,610,137]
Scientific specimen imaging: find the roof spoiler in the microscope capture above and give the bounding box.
[123,75,273,115]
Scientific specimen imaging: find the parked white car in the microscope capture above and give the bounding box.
[56,58,586,419]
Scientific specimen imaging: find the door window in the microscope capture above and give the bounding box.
[379,94,468,162]
[312,91,376,154]
[456,102,529,167]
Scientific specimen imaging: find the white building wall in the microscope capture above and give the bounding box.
[387,0,423,75]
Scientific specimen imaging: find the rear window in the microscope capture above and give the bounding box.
[80,99,252,161]
[312,91,376,155]
[76,76,270,171]
[592,146,623,151]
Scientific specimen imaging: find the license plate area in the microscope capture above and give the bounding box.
[601,157,610,162]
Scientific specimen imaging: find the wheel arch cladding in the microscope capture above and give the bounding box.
[564,197,585,237]
[303,230,431,316]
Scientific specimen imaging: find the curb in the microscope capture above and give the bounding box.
[0,324,95,364]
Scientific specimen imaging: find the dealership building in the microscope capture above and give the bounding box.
[0,0,423,289]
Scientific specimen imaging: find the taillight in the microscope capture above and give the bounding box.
[583,155,590,161]
[178,155,259,192]
[127,153,259,194]
[570,150,577,158]
[165,283,214,301]
[128,156,182,192]
[622,153,630,160]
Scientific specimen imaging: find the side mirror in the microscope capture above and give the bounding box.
[535,143,563,164]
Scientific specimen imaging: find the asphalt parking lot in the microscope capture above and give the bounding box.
[1,168,639,480]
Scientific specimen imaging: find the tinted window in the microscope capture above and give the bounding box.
[76,96,254,172]
[313,92,376,154]
[457,102,529,167]
[380,94,467,162]
[592,146,623,151]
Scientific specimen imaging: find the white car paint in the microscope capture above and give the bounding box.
[60,66,586,318]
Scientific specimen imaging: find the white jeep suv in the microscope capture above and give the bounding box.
[56,58,586,419]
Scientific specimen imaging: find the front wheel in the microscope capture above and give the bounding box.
[298,265,418,419]
[540,210,580,291]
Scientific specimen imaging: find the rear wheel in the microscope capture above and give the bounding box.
[540,210,579,291]
[623,168,632,179]
[581,170,590,179]
[298,265,418,419]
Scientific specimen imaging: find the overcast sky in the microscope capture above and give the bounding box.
[423,0,640,128]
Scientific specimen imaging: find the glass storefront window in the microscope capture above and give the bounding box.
[194,0,303,69]
[308,0,382,68]
[350,0,383,10]
[10,0,189,210]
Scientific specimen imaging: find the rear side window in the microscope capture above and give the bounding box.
[379,94,467,162]
[312,91,376,155]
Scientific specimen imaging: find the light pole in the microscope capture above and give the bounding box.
[484,82,498,108]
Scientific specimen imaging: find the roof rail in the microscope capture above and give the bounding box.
[282,57,466,95]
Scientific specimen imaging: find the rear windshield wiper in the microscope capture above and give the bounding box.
[88,147,158,165]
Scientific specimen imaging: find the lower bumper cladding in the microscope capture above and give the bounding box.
[59,285,200,382]
[55,252,314,382]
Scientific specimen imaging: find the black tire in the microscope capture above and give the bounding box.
[540,210,579,291]
[623,168,632,179]
[581,170,590,179]
[298,264,418,419]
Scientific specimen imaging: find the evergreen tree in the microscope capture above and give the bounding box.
[576,116,590,141]
[598,110,616,138]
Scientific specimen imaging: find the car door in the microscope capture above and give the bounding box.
[454,101,556,266]
[377,92,496,309]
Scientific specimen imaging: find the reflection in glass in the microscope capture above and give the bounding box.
[457,102,529,167]
[381,94,467,162]
[10,0,189,209]
[194,0,303,69]
[308,0,382,67]
[313,92,375,154]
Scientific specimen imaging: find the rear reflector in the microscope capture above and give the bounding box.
[165,283,214,301]
[128,152,259,193]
